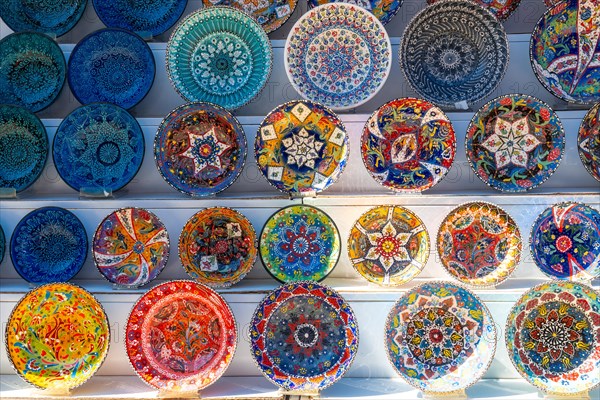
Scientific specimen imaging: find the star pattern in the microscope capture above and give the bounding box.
[282,128,324,169]
[179,127,231,175]
[482,117,541,169]
[365,220,412,271]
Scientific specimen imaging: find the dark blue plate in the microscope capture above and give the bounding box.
[68,28,155,109]
[0,0,87,37]
[0,225,5,265]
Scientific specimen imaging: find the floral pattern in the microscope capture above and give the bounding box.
[0,0,87,37]
[307,0,404,25]
[203,0,297,33]
[578,102,600,182]
[426,0,521,21]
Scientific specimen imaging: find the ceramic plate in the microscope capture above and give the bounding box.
[361,98,456,192]
[0,225,5,265]
[203,0,297,33]
[179,207,257,288]
[426,0,521,21]
[10,207,87,284]
[126,280,236,391]
[260,205,340,283]
[255,100,349,196]
[385,281,496,393]
[437,202,521,287]
[285,3,392,110]
[250,281,358,391]
[505,281,600,395]
[0,32,66,112]
[530,202,600,281]
[53,103,145,193]
[0,104,48,192]
[154,102,246,196]
[5,283,110,390]
[307,0,403,25]
[531,0,600,104]
[466,94,565,192]
[93,0,188,37]
[348,205,429,286]
[400,0,508,108]
[166,6,272,110]
[578,102,600,182]
[93,208,170,287]
[68,28,155,109]
[0,0,87,37]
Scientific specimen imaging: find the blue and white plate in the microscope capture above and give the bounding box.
[0,0,87,37]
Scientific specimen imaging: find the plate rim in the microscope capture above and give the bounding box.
[577,102,600,182]
[306,0,405,25]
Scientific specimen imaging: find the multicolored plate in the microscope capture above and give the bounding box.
[307,0,403,25]
[11,207,87,284]
[249,281,358,391]
[466,94,565,192]
[68,28,155,109]
[0,0,87,37]
[154,102,246,196]
[93,208,170,287]
[400,0,508,108]
[53,103,145,193]
[437,202,522,287]
[5,283,110,390]
[0,32,66,112]
[179,207,257,288]
[578,102,600,182]
[126,280,236,391]
[203,0,297,33]
[260,205,340,283]
[505,281,600,395]
[426,0,521,21]
[285,3,391,110]
[347,205,429,286]
[255,101,349,196]
[0,104,48,192]
[166,6,272,110]
[530,202,600,281]
[361,98,456,192]
[385,281,497,393]
[531,0,600,104]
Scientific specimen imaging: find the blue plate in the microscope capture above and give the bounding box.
[0,0,87,37]
[68,28,155,109]
[10,207,88,284]
[0,32,66,112]
[0,225,5,265]
[92,0,188,37]
[0,104,48,192]
[53,103,145,193]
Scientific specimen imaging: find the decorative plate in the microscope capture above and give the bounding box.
[203,0,297,33]
[347,205,429,286]
[93,208,170,288]
[437,202,522,287]
[93,0,188,37]
[0,104,48,192]
[5,283,110,390]
[126,280,236,391]
[249,281,359,391]
[154,102,246,196]
[578,102,600,182]
[53,103,145,193]
[166,6,272,110]
[361,98,456,192]
[68,28,155,109]
[10,207,87,284]
[0,0,87,37]
[505,280,600,395]
[466,94,565,192]
[255,100,349,196]
[285,3,392,110]
[260,205,340,283]
[531,0,600,104]
[400,0,509,108]
[385,281,497,393]
[0,224,5,265]
[426,0,521,21]
[530,202,600,281]
[0,32,66,112]
[307,0,403,25]
[179,207,257,288]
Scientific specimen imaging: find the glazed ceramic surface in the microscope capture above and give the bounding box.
[126,280,236,391]
[307,0,403,25]
[285,3,391,110]
[166,6,272,110]
[578,102,600,182]
[385,282,497,393]
[347,205,429,286]
[249,281,358,391]
[179,207,257,288]
[0,225,5,264]
[53,103,145,193]
[426,0,521,21]
[154,102,246,196]
[5,283,110,390]
[259,205,340,283]
[361,98,456,192]
[505,280,600,395]
[0,0,87,37]
[203,0,297,33]
[255,100,348,195]
[0,32,66,112]
[10,207,87,284]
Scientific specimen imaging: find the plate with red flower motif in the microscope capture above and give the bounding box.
[578,102,600,182]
